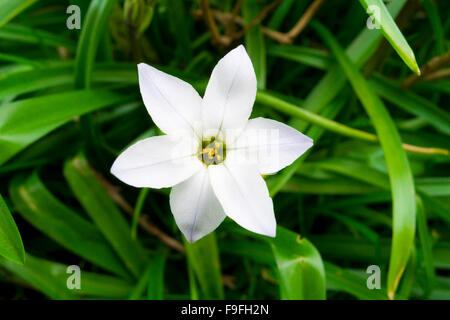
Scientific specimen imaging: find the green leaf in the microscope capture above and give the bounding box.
[0,0,37,28]
[301,0,406,118]
[371,75,450,135]
[129,250,166,300]
[184,232,224,299]
[265,1,406,197]
[416,197,435,297]
[74,0,117,89]
[0,23,75,49]
[131,188,149,239]
[0,62,137,100]
[0,194,25,265]
[358,0,420,74]
[243,0,266,89]
[325,262,388,300]
[63,153,148,278]
[268,45,331,70]
[270,227,326,299]
[166,0,192,64]
[9,171,130,278]
[0,253,133,299]
[313,22,416,299]
[147,251,166,300]
[421,0,445,55]
[0,89,130,165]
[0,254,76,299]
[256,91,377,143]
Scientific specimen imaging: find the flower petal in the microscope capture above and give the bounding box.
[208,164,276,237]
[170,167,226,243]
[226,117,313,174]
[111,135,201,188]
[138,63,202,136]
[202,45,256,139]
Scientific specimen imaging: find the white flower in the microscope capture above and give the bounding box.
[111,45,313,242]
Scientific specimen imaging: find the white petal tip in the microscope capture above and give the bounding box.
[263,228,276,238]
[184,232,207,243]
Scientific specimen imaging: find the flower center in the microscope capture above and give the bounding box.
[198,137,226,165]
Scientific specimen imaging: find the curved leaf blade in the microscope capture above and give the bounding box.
[0,194,25,265]
[0,0,37,28]
[271,227,326,300]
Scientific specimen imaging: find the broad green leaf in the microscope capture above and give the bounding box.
[358,0,420,74]
[0,194,25,265]
[220,222,394,300]
[0,0,37,28]
[243,0,266,89]
[9,171,130,278]
[184,232,224,299]
[313,22,416,299]
[270,227,326,299]
[0,89,131,165]
[64,153,148,278]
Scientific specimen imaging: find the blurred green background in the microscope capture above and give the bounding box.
[0,0,449,300]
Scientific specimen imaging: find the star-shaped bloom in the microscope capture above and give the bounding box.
[111,45,313,242]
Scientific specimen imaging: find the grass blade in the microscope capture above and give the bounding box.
[243,0,267,89]
[74,0,117,89]
[9,171,130,278]
[358,0,420,74]
[416,197,435,298]
[184,232,224,299]
[147,251,166,300]
[313,22,416,299]
[371,75,450,135]
[0,0,37,28]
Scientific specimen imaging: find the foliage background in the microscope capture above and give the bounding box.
[0,0,449,300]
